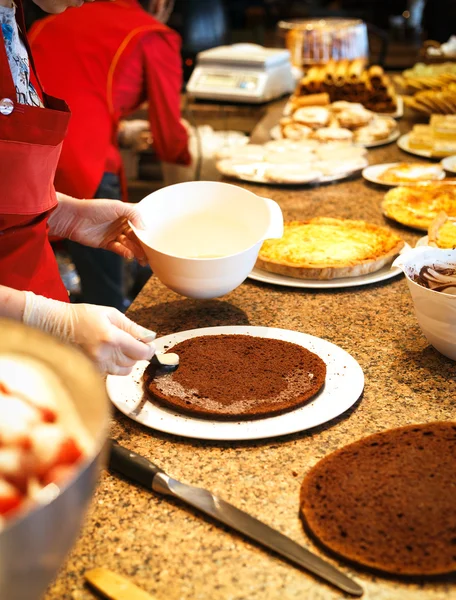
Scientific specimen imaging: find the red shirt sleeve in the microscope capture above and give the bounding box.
[112,28,191,166]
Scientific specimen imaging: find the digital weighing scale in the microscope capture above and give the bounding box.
[186,44,295,104]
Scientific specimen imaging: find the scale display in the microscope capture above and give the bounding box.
[197,72,259,91]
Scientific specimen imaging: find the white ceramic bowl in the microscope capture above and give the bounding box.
[393,248,456,360]
[0,320,110,600]
[131,181,283,299]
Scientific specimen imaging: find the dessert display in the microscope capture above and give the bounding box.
[0,379,86,527]
[395,62,456,93]
[293,62,398,114]
[255,218,404,280]
[143,334,327,420]
[428,212,456,249]
[216,138,368,185]
[300,422,456,576]
[406,115,456,157]
[374,162,445,185]
[279,98,398,146]
[396,63,456,116]
[278,18,368,68]
[382,183,456,230]
[419,36,456,63]
[414,264,456,294]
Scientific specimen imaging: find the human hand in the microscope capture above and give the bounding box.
[49,194,148,265]
[119,119,152,151]
[23,292,156,376]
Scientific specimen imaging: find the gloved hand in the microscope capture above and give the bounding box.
[23,292,156,376]
[118,119,152,151]
[49,194,148,266]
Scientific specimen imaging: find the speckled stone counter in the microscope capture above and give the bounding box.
[45,121,455,600]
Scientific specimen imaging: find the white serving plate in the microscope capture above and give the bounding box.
[395,132,454,160]
[217,159,366,186]
[441,155,456,174]
[270,122,400,148]
[248,243,410,289]
[362,162,445,186]
[283,95,404,119]
[106,326,364,442]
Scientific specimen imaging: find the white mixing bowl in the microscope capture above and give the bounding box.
[0,319,110,600]
[130,181,283,299]
[393,247,456,360]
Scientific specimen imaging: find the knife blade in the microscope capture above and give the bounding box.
[108,440,363,597]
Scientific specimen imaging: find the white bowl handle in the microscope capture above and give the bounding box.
[261,197,284,240]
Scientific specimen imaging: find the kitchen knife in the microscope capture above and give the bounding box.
[109,440,363,597]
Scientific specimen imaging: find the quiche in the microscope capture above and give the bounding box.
[382,183,456,231]
[428,212,456,248]
[256,217,404,280]
[377,163,444,184]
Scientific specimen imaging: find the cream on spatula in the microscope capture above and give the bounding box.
[140,332,179,371]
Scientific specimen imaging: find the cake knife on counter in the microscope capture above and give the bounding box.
[109,440,363,597]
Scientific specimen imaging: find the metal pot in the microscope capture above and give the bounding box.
[0,319,110,600]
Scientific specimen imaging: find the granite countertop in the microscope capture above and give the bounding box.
[45,116,455,600]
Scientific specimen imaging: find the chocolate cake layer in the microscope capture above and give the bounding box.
[144,334,326,420]
[300,422,456,576]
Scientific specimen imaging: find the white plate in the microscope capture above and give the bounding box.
[270,122,400,148]
[441,155,456,174]
[248,244,410,289]
[283,95,404,119]
[217,159,365,186]
[106,326,364,442]
[362,162,446,186]
[416,235,429,247]
[396,132,447,159]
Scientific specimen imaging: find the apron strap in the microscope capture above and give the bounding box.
[0,10,18,99]
[0,0,46,100]
[14,0,46,99]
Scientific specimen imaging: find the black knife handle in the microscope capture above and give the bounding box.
[109,439,165,488]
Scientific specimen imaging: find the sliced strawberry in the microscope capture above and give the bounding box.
[41,465,76,487]
[54,438,83,467]
[0,479,22,516]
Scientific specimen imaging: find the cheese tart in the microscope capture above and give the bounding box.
[377,162,445,184]
[428,211,456,248]
[382,183,456,231]
[256,217,404,280]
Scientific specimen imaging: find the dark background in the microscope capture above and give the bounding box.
[24,0,456,75]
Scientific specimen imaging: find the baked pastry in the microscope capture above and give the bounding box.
[256,217,404,279]
[300,422,456,576]
[336,107,373,129]
[144,334,327,420]
[280,118,312,141]
[313,157,367,177]
[292,106,330,128]
[428,211,456,248]
[312,127,353,142]
[382,183,456,230]
[263,164,322,184]
[215,144,265,162]
[377,162,445,184]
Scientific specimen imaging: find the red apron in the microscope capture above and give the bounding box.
[0,0,70,302]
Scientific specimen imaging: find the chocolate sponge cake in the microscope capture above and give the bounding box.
[144,334,326,420]
[300,422,456,576]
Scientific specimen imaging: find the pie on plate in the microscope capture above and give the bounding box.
[382,182,456,230]
[376,162,445,184]
[428,211,456,248]
[256,217,405,280]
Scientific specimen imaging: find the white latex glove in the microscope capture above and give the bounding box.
[23,292,156,376]
[118,120,152,150]
[50,194,148,266]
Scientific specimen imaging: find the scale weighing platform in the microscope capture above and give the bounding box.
[187,44,295,104]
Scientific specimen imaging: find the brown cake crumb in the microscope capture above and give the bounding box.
[300,422,456,576]
[144,334,326,420]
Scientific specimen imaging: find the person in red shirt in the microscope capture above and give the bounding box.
[29,0,191,311]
